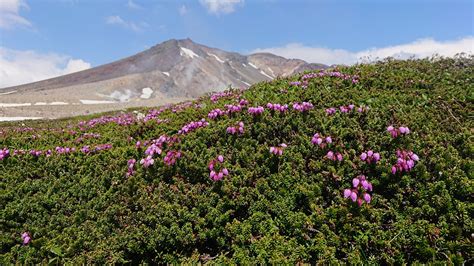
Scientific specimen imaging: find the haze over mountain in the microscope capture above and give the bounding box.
[0,39,326,119]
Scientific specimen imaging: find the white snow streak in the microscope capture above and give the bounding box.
[208,53,225,63]
[180,47,200,59]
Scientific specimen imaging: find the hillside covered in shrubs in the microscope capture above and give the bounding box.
[0,57,472,264]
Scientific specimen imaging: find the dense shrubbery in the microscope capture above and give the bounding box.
[1,57,473,264]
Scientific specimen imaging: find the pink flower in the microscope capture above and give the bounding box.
[140,156,154,168]
[239,99,249,106]
[326,151,334,160]
[311,133,333,147]
[363,193,371,203]
[350,191,357,202]
[21,232,31,245]
[360,150,381,164]
[325,108,336,115]
[270,144,287,156]
[0,148,10,160]
[222,168,229,176]
[352,178,360,188]
[387,125,410,138]
[392,165,397,174]
[391,150,419,174]
[208,108,225,119]
[248,106,264,115]
[227,122,245,135]
[344,175,373,206]
[292,102,314,112]
[343,189,352,198]
[209,156,229,181]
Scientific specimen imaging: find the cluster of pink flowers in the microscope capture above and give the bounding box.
[266,103,288,113]
[0,148,10,160]
[178,119,209,134]
[248,106,264,115]
[270,143,287,156]
[391,150,419,174]
[163,150,182,166]
[140,156,154,168]
[78,113,137,128]
[210,91,235,103]
[209,155,229,181]
[311,133,332,147]
[21,232,31,245]
[326,151,343,161]
[357,106,370,113]
[145,144,162,157]
[387,125,410,138]
[325,107,337,115]
[142,108,167,122]
[126,159,136,177]
[55,146,76,154]
[360,150,381,164]
[208,108,226,119]
[170,101,200,113]
[326,104,369,115]
[78,144,113,154]
[29,149,43,157]
[292,102,314,112]
[289,80,309,88]
[225,104,242,114]
[227,121,245,135]
[75,133,101,143]
[343,175,372,206]
[3,144,113,159]
[93,144,113,151]
[339,104,356,113]
[238,99,249,106]
[135,135,177,149]
[138,135,177,168]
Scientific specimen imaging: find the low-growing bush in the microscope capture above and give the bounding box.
[0,57,473,264]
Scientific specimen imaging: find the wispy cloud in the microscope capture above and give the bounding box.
[0,0,31,29]
[200,0,244,15]
[179,5,188,16]
[0,47,91,88]
[252,37,474,65]
[126,0,141,9]
[105,15,147,32]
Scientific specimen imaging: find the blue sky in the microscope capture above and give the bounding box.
[0,0,473,87]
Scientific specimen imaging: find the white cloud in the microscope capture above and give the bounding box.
[0,47,91,88]
[179,5,188,16]
[252,37,474,65]
[127,0,141,9]
[200,0,244,15]
[105,15,146,32]
[0,0,31,29]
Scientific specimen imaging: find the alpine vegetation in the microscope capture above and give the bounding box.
[0,57,472,264]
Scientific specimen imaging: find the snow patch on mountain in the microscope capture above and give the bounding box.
[248,62,258,69]
[180,47,199,59]
[208,53,225,63]
[140,87,154,99]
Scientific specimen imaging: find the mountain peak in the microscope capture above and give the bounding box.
[0,39,327,119]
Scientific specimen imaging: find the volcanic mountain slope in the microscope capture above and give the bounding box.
[0,39,326,119]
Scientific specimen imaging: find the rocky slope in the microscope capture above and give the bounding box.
[0,39,326,119]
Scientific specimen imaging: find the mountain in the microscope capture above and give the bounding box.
[0,39,326,119]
